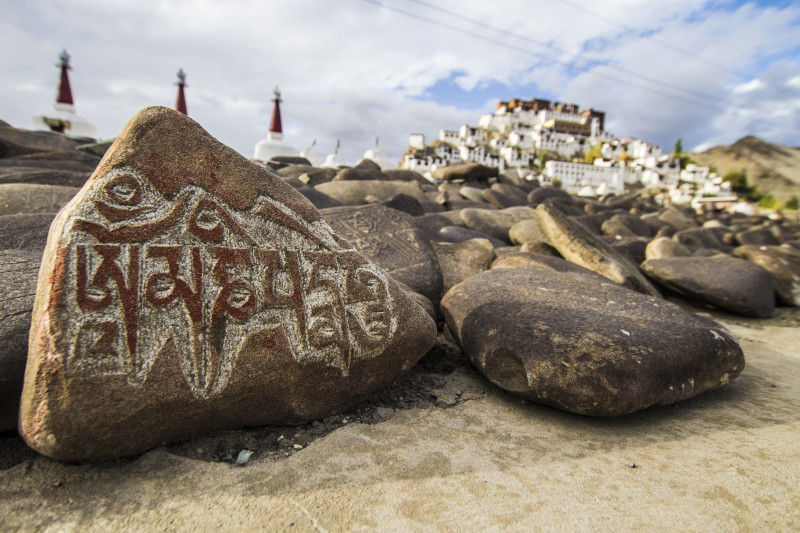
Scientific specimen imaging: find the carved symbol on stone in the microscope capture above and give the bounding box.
[58,168,397,398]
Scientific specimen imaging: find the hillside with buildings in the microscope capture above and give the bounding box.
[399,96,747,207]
[690,136,800,202]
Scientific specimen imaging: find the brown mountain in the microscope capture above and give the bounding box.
[689,136,800,200]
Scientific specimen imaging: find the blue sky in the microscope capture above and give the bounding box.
[1,0,798,164]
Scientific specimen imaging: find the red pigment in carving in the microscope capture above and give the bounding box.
[75,245,139,358]
[210,247,255,325]
[145,246,203,323]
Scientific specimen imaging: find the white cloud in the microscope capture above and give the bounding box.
[1,0,799,166]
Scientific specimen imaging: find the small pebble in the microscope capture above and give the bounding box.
[628,463,637,469]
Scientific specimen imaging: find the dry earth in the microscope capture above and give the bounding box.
[1,299,799,531]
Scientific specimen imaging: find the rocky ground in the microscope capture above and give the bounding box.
[1,112,799,530]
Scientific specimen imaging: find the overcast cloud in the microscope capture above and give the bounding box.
[1,0,798,164]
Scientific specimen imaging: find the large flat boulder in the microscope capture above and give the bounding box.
[20,107,436,461]
[642,255,775,317]
[733,244,800,306]
[441,267,745,416]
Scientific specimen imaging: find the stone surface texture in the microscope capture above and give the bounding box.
[441,267,745,416]
[321,204,444,304]
[642,255,775,317]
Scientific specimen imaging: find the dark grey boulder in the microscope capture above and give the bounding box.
[602,213,653,238]
[608,236,649,266]
[321,204,443,303]
[0,125,84,158]
[527,187,572,205]
[734,245,800,306]
[295,187,343,209]
[674,227,730,254]
[536,203,661,297]
[642,255,775,317]
[441,267,745,416]
[573,214,607,235]
[76,139,115,158]
[380,193,426,217]
[0,249,42,430]
[735,227,781,246]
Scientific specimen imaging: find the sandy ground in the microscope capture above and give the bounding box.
[1,301,799,532]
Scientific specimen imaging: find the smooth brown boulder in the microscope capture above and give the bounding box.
[20,107,436,461]
[641,255,775,317]
[536,203,661,297]
[734,244,800,306]
[441,267,744,416]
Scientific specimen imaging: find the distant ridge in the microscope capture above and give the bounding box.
[690,136,800,200]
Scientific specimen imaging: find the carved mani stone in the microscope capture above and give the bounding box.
[21,107,437,461]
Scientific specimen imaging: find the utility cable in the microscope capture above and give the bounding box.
[404,0,721,103]
[548,0,752,78]
[359,0,728,112]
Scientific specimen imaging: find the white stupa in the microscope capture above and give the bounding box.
[32,50,97,139]
[322,139,346,168]
[361,137,393,169]
[253,87,297,161]
[300,138,322,167]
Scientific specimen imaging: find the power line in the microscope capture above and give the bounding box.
[548,0,752,79]
[359,0,728,112]
[404,0,721,104]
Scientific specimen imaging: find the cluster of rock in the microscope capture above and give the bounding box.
[2,108,798,461]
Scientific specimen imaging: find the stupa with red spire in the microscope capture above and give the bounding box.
[253,86,297,161]
[32,49,97,139]
[175,68,188,115]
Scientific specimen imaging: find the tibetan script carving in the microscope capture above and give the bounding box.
[57,168,396,398]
